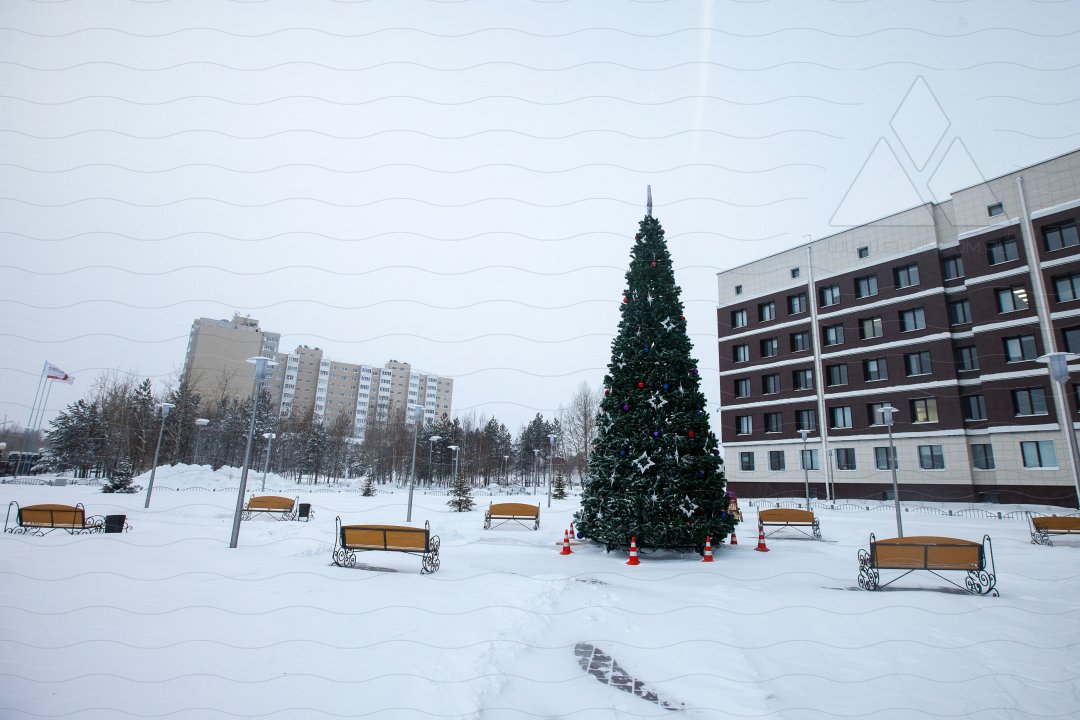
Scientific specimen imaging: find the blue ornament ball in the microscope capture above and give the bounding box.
[662,383,670,391]
[619,449,626,456]
[644,347,650,353]
[651,431,660,438]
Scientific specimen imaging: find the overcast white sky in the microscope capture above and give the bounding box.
[2,0,1079,437]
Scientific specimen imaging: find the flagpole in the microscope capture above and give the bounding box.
[19,362,48,476]
[33,379,55,433]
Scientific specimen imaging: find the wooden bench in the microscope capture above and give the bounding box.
[484,502,540,530]
[758,508,821,540]
[1030,514,1080,546]
[332,517,440,574]
[858,533,998,596]
[4,501,104,535]
[241,495,300,521]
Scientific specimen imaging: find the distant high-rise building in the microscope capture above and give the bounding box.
[182,314,280,410]
[182,315,453,436]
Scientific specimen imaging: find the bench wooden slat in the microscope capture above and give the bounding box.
[247,496,295,512]
[1030,514,1080,546]
[5,502,102,535]
[484,502,540,530]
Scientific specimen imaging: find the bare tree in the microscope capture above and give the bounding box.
[561,380,601,482]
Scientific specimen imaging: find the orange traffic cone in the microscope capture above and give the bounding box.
[730,530,738,546]
[560,529,572,555]
[569,521,576,539]
[754,521,770,552]
[702,537,714,562]
[626,536,640,565]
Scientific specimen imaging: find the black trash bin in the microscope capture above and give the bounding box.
[298,503,312,522]
[104,514,127,533]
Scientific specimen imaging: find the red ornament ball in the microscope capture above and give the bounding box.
[688,431,695,438]
[634,233,642,240]
[651,261,657,267]
[637,382,644,389]
[680,316,686,321]
[623,297,629,304]
[604,389,610,397]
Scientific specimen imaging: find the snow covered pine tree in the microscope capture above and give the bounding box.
[576,197,736,551]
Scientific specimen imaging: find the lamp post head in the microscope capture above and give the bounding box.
[547,433,557,443]
[159,402,176,419]
[195,418,209,427]
[246,356,277,381]
[429,435,442,443]
[262,432,276,440]
[1038,352,1078,384]
[447,445,459,454]
[877,405,899,427]
[798,429,810,441]
[533,448,540,457]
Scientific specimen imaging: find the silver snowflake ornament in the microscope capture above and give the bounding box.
[660,317,676,332]
[680,495,699,517]
[632,451,655,474]
[647,392,668,410]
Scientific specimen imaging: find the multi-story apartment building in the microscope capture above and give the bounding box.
[717,149,1080,506]
[182,314,280,409]
[182,316,453,437]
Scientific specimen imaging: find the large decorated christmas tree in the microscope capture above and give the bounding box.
[576,195,735,550]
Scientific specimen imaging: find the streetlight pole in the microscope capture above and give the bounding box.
[260,432,276,493]
[1039,352,1080,509]
[547,432,557,508]
[143,402,176,509]
[427,435,442,488]
[878,405,903,537]
[407,406,423,522]
[799,428,811,510]
[229,356,277,549]
[448,445,460,484]
[502,454,509,487]
[532,448,540,495]
[193,418,209,465]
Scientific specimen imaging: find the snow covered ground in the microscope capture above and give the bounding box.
[2,465,1078,719]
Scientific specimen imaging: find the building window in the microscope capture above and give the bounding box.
[734,285,743,295]
[793,369,814,391]
[987,236,1019,265]
[855,274,878,298]
[768,450,785,471]
[996,285,1029,313]
[1053,273,1080,302]
[830,406,853,429]
[760,337,779,358]
[900,307,926,332]
[759,301,776,322]
[823,324,845,346]
[790,331,810,353]
[942,255,964,280]
[863,358,888,382]
[835,448,856,471]
[762,374,780,394]
[795,408,817,432]
[972,444,995,470]
[860,316,883,339]
[910,398,939,423]
[955,346,979,372]
[874,447,896,470]
[765,412,783,433]
[734,344,750,363]
[788,293,807,314]
[800,449,820,471]
[1013,387,1048,416]
[820,284,841,307]
[740,452,755,471]
[858,246,869,259]
[918,445,945,470]
[1021,441,1057,468]
[1064,327,1080,354]
[963,394,987,421]
[791,267,801,279]
[736,415,753,435]
[731,309,748,328]
[949,300,972,325]
[1043,220,1079,252]
[987,202,1004,217]
[1003,334,1038,362]
[868,401,891,426]
[734,378,751,398]
[894,263,920,288]
[826,363,848,387]
[905,350,932,376]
